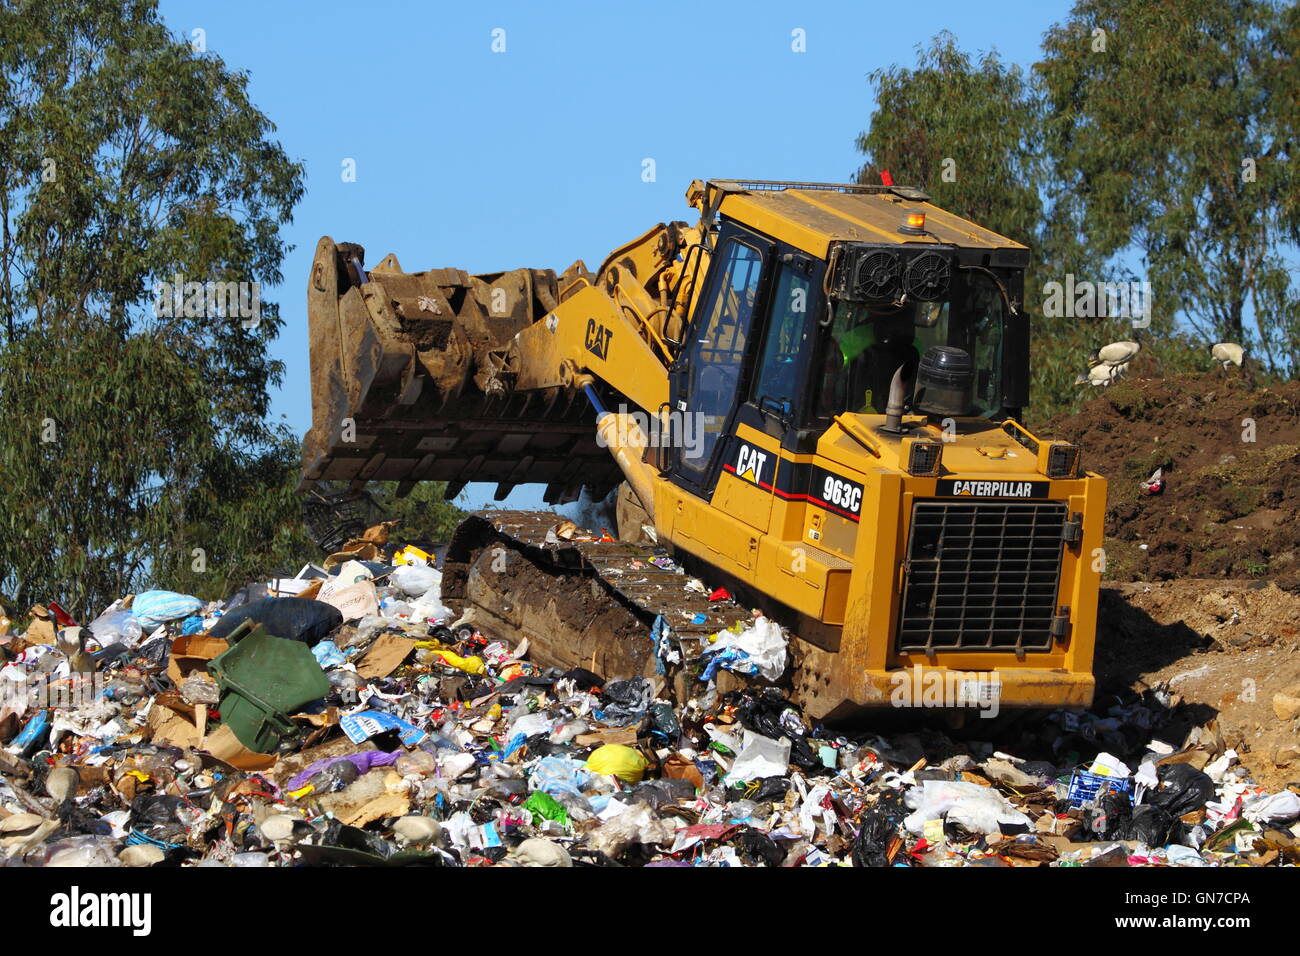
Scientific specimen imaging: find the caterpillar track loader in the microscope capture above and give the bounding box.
[302,179,1107,720]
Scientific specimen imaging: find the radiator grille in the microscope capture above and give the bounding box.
[897,499,1067,654]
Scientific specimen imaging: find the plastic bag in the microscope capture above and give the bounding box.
[903,780,1031,835]
[586,804,673,858]
[724,731,790,784]
[131,590,204,630]
[428,648,486,675]
[1147,763,1215,818]
[599,677,651,726]
[584,744,648,783]
[208,596,342,647]
[1120,805,1173,847]
[523,789,570,827]
[1241,790,1300,824]
[87,610,143,648]
[510,712,555,739]
[853,797,906,867]
[700,618,788,682]
[390,564,440,597]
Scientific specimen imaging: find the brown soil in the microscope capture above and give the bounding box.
[1037,372,1300,588]
[1095,579,1300,790]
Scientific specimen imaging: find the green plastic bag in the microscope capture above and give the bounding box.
[523,789,570,828]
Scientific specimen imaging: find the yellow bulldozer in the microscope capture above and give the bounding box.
[302,179,1107,720]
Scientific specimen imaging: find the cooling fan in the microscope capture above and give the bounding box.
[903,251,952,301]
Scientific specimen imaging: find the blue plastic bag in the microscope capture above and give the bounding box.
[132,590,204,630]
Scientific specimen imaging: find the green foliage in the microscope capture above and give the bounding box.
[0,0,306,616]
[855,32,1047,249]
[853,32,1101,422]
[855,9,1300,422]
[366,482,467,547]
[1038,0,1300,371]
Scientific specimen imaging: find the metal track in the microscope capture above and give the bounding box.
[442,511,753,679]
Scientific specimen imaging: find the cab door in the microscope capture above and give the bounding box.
[667,222,773,498]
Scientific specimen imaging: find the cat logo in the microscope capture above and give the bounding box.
[735,442,768,486]
[584,318,613,360]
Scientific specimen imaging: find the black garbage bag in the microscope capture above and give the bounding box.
[562,667,605,690]
[783,734,825,774]
[129,794,186,829]
[852,802,902,867]
[320,820,397,858]
[1147,763,1216,818]
[1084,790,1133,841]
[734,827,785,867]
[208,597,342,647]
[648,702,681,740]
[751,776,790,802]
[735,691,826,773]
[1121,805,1174,846]
[600,677,651,726]
[132,636,172,670]
[630,778,695,808]
[736,689,805,739]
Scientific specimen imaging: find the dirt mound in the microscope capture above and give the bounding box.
[1037,372,1300,588]
[1095,580,1300,790]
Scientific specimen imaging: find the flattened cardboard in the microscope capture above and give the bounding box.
[356,633,417,679]
[167,634,229,686]
[200,723,278,771]
[317,579,379,622]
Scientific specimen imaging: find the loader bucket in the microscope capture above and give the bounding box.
[301,237,623,504]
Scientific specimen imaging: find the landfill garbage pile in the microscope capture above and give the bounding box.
[1,530,1298,868]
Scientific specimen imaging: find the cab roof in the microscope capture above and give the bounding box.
[700,179,1028,259]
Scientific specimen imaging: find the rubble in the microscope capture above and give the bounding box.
[1,524,1297,868]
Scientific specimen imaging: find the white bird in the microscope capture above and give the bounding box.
[1210,342,1245,369]
[1075,361,1129,387]
[1087,340,1141,367]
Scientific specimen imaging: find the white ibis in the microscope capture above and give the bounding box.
[1211,342,1245,369]
[1087,340,1141,367]
[1075,361,1129,387]
[55,626,97,674]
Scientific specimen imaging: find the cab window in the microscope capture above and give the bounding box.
[751,263,812,413]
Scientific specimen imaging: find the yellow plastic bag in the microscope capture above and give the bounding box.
[584,744,648,783]
[394,545,432,566]
[428,649,487,675]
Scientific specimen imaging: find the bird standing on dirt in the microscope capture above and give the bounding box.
[1076,362,1128,387]
[1211,342,1245,370]
[1077,340,1140,387]
[1087,340,1141,367]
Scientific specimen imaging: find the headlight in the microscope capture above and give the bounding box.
[906,439,943,477]
[1046,442,1081,479]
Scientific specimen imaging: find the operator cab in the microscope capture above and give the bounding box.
[667,200,1029,498]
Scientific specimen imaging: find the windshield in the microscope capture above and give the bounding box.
[816,270,1006,419]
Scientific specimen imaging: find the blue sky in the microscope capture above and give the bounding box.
[159,0,1073,510]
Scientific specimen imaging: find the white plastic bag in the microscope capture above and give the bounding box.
[391,564,440,597]
[706,617,789,682]
[1241,789,1300,824]
[724,730,790,784]
[735,618,788,681]
[903,779,1031,835]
